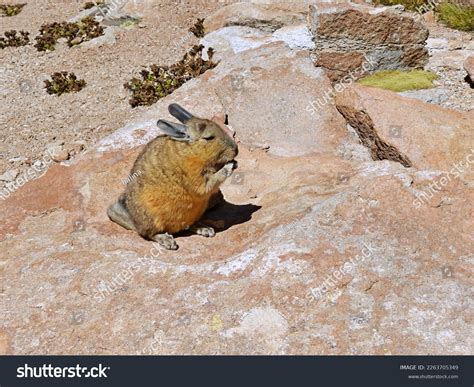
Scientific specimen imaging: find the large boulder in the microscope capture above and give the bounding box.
[309,3,429,82]
[97,42,350,158]
[336,84,474,176]
[200,24,315,61]
[2,137,473,354]
[202,43,350,157]
[1,9,473,357]
[203,2,308,34]
[464,55,474,84]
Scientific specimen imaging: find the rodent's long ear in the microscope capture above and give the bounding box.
[168,103,193,124]
[157,119,191,141]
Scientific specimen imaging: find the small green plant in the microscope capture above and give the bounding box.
[34,16,104,51]
[0,30,29,49]
[358,70,438,92]
[436,3,474,31]
[44,72,86,95]
[374,0,474,31]
[124,45,217,107]
[0,3,27,16]
[189,18,205,38]
[83,0,104,9]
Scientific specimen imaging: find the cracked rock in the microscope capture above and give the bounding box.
[335,84,474,176]
[310,3,429,82]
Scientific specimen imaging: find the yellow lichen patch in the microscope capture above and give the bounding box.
[211,315,223,332]
[358,70,438,92]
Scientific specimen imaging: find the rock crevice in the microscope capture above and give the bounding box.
[336,106,413,167]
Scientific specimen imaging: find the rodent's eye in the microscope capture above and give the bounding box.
[203,135,215,141]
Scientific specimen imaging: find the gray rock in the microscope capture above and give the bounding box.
[0,169,19,182]
[100,42,350,158]
[78,26,118,48]
[68,7,101,23]
[399,88,450,105]
[200,24,314,61]
[8,156,28,164]
[47,144,69,162]
[203,2,308,34]
[464,55,474,81]
[426,38,449,52]
[310,3,429,82]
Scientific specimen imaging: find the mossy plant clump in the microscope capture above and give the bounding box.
[0,3,27,16]
[373,0,429,11]
[374,0,473,31]
[436,3,473,32]
[35,16,104,51]
[189,18,205,38]
[124,45,217,107]
[44,72,86,96]
[0,30,29,49]
[358,70,438,92]
[84,0,104,9]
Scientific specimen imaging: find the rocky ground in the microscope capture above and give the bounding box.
[423,24,473,111]
[1,1,473,355]
[0,1,472,183]
[0,0,236,183]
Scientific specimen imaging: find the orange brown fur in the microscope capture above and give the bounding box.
[114,115,238,241]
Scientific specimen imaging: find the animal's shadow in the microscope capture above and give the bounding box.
[176,200,261,238]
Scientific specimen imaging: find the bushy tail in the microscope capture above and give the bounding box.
[107,198,136,231]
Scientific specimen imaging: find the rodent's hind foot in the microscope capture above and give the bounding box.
[190,225,216,238]
[153,232,178,250]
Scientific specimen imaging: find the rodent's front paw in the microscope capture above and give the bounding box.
[222,161,236,177]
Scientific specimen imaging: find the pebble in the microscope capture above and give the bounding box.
[47,145,70,162]
[70,37,84,45]
[65,141,86,156]
[0,169,19,182]
[427,38,449,51]
[9,156,28,163]
[448,40,463,51]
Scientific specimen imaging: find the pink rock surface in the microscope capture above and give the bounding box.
[1,9,473,356]
[2,138,473,354]
[336,84,474,175]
